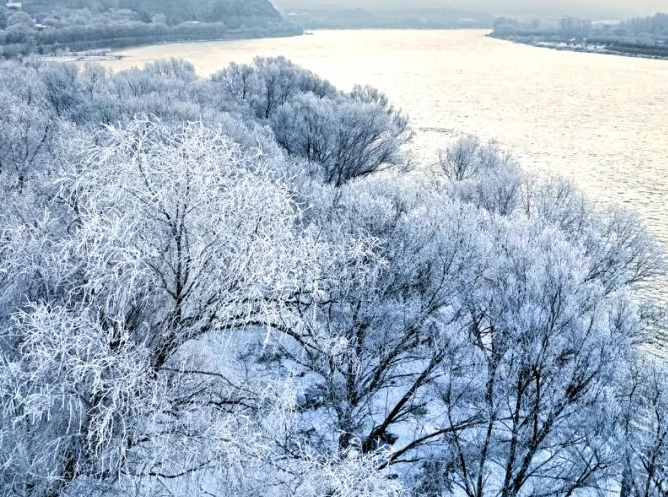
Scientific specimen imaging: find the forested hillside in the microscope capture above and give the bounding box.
[0,0,300,57]
[0,56,666,497]
[23,0,284,25]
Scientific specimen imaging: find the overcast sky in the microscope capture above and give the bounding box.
[272,0,668,19]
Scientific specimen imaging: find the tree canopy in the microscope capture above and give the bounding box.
[0,57,665,497]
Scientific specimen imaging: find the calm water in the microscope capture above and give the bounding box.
[102,30,668,317]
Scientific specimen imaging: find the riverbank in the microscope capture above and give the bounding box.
[45,48,126,63]
[489,33,668,61]
[45,27,308,64]
[1,23,302,59]
[45,30,305,65]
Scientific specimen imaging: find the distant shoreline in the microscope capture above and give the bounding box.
[46,49,126,63]
[45,28,491,64]
[2,25,302,60]
[288,25,491,31]
[42,30,302,63]
[489,33,668,61]
[50,29,668,67]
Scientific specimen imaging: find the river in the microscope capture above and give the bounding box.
[101,30,668,324]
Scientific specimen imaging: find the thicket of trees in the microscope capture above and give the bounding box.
[0,57,666,497]
[0,0,299,58]
[621,13,668,37]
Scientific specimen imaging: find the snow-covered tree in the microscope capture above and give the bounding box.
[0,57,663,497]
[618,361,668,497]
[413,138,665,497]
[212,57,410,185]
[272,88,411,185]
[440,137,523,216]
[428,217,636,497]
[210,56,337,119]
[261,175,485,457]
[0,120,348,496]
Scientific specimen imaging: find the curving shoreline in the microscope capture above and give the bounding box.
[42,29,303,64]
[489,32,668,61]
[1,23,302,59]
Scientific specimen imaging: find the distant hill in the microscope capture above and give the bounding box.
[376,8,494,28]
[20,0,284,26]
[273,0,666,20]
[284,7,494,29]
[0,0,301,57]
[284,8,380,29]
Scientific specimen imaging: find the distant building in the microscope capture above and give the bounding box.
[6,1,22,9]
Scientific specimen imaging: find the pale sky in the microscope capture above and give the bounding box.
[273,0,668,18]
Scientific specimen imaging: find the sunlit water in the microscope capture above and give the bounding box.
[101,30,668,343]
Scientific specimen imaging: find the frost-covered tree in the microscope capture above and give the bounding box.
[0,92,53,191]
[212,57,410,185]
[0,120,351,496]
[440,137,523,216]
[407,138,665,497]
[272,88,411,186]
[527,179,663,296]
[257,175,486,458]
[0,63,57,192]
[0,57,664,497]
[439,136,485,182]
[211,56,337,119]
[38,63,85,119]
[428,218,636,497]
[618,362,668,497]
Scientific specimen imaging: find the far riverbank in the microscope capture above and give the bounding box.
[489,32,668,61]
[42,28,303,64]
[2,23,302,60]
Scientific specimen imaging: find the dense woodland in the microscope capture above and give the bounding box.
[620,13,668,37]
[0,56,667,497]
[0,0,299,58]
